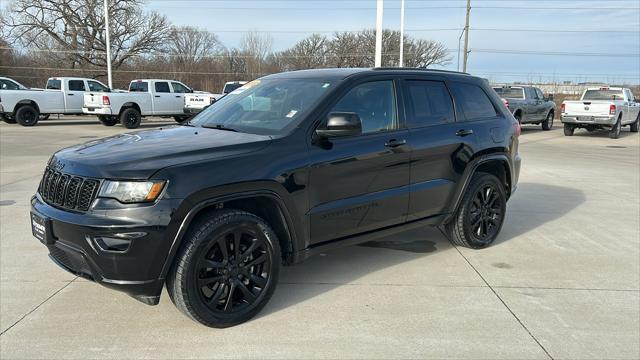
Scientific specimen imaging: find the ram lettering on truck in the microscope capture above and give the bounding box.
[561,87,640,139]
[0,77,109,126]
[83,79,192,129]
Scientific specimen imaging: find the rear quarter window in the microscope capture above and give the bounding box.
[450,82,499,121]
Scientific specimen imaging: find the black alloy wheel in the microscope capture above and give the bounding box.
[119,108,141,129]
[167,209,280,328]
[195,225,272,314]
[467,184,503,243]
[16,105,39,126]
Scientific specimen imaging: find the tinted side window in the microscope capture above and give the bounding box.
[535,88,544,100]
[68,80,86,91]
[404,80,454,127]
[88,81,108,92]
[46,79,62,90]
[155,82,170,93]
[171,82,190,93]
[129,81,148,92]
[330,80,397,134]
[450,82,498,121]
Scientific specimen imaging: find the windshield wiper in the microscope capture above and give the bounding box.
[201,124,238,132]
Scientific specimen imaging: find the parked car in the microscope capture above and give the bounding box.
[492,85,556,130]
[184,91,223,115]
[0,76,29,91]
[183,81,250,115]
[222,81,248,95]
[83,79,192,128]
[561,87,640,138]
[31,68,521,327]
[0,77,109,126]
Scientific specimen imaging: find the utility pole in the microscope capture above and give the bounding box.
[104,0,113,88]
[462,0,471,72]
[375,0,383,67]
[399,0,405,67]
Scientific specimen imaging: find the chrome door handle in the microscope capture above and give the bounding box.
[456,129,474,137]
[384,139,407,148]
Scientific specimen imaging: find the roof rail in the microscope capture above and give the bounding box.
[372,67,470,75]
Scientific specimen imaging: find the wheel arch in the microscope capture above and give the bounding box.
[158,189,299,281]
[14,99,40,114]
[120,102,141,115]
[444,154,512,224]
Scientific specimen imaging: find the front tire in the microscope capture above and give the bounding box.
[445,172,507,249]
[15,105,40,126]
[563,123,575,136]
[541,111,554,131]
[119,108,141,129]
[167,209,281,328]
[609,116,621,139]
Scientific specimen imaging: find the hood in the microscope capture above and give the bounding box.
[52,126,272,179]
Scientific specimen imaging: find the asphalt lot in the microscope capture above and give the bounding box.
[0,116,638,359]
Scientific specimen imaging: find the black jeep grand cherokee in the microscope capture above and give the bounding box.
[31,68,521,327]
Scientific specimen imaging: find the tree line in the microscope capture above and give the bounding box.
[0,0,450,92]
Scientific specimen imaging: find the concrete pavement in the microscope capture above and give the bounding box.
[1,117,638,359]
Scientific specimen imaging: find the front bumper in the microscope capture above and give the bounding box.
[561,115,616,126]
[82,107,112,115]
[30,194,182,305]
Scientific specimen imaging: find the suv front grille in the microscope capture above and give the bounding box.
[38,168,100,211]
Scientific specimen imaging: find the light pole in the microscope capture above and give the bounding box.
[399,0,405,67]
[104,0,113,88]
[375,0,383,67]
[462,0,471,72]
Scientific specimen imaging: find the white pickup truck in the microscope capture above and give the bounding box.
[183,81,248,115]
[83,79,192,128]
[0,77,110,126]
[561,87,640,139]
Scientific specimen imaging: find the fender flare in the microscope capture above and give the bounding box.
[443,153,513,224]
[158,189,300,280]
[14,99,41,114]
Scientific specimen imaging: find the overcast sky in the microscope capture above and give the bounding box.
[144,0,639,84]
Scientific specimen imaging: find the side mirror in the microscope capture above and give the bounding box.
[316,112,362,138]
[546,94,554,101]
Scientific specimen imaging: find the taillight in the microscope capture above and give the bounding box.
[102,95,110,105]
[502,98,509,109]
[561,103,565,113]
[609,104,616,115]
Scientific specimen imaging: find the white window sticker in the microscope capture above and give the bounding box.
[286,110,298,118]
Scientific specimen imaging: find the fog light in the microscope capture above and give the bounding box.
[90,232,146,253]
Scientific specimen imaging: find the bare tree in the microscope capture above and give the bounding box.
[403,39,451,68]
[278,34,328,71]
[169,26,223,69]
[3,0,172,75]
[240,30,273,75]
[328,31,372,68]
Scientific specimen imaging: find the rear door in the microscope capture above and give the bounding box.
[624,89,639,123]
[534,88,546,120]
[152,81,174,114]
[402,78,478,220]
[64,79,86,113]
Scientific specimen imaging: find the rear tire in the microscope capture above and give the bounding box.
[514,112,522,125]
[167,209,281,328]
[98,115,118,127]
[15,105,40,127]
[119,108,141,129]
[609,116,621,139]
[541,111,554,131]
[1,114,17,124]
[630,115,639,133]
[563,123,575,136]
[445,172,507,249]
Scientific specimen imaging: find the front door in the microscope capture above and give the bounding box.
[307,79,410,245]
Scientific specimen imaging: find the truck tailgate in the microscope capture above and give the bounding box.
[84,93,105,108]
[564,101,612,116]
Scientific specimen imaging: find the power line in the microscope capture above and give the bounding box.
[471,48,640,57]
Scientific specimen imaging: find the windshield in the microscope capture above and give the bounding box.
[493,87,524,99]
[190,78,333,135]
[583,89,624,101]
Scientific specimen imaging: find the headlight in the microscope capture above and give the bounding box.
[98,180,166,203]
